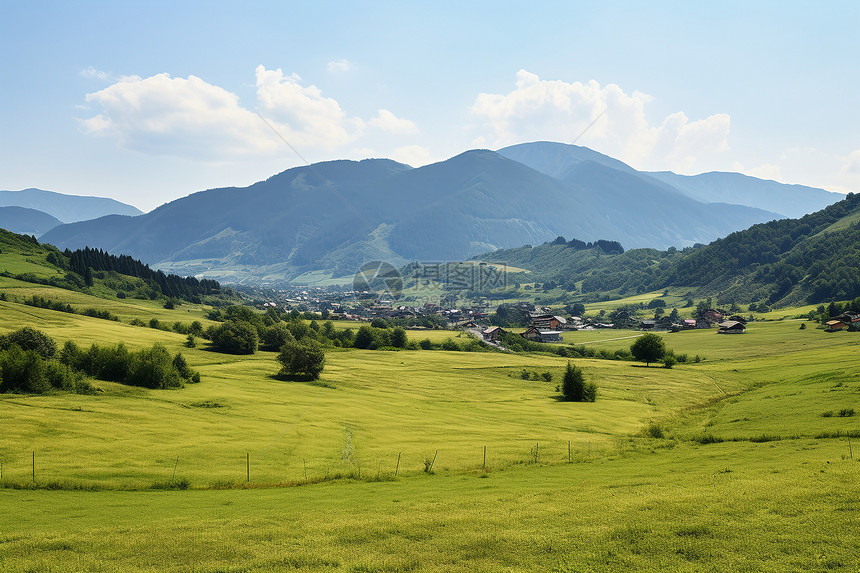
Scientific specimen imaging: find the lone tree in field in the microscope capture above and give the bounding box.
[561,361,596,402]
[277,339,325,380]
[630,333,666,366]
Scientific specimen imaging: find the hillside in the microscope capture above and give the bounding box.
[479,192,860,305]
[41,147,786,285]
[0,205,61,236]
[0,188,143,223]
[647,170,842,219]
[0,228,226,303]
[500,142,839,220]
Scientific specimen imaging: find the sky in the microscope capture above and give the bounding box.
[1,1,858,212]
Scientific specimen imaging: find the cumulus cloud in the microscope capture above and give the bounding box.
[80,66,417,161]
[82,73,276,159]
[369,109,419,134]
[254,65,364,149]
[471,69,731,173]
[391,145,434,167]
[327,59,352,73]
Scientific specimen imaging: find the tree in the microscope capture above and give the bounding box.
[561,362,596,402]
[210,321,259,354]
[390,326,408,348]
[0,327,57,358]
[277,339,325,380]
[630,333,666,367]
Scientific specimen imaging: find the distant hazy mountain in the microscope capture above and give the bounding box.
[499,142,840,220]
[497,141,639,178]
[0,188,143,223]
[41,147,784,284]
[646,171,842,219]
[0,206,62,236]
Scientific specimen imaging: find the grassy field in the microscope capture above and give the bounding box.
[1,293,859,571]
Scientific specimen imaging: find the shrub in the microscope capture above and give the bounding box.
[260,323,296,351]
[185,335,196,348]
[0,327,57,358]
[418,338,433,350]
[441,338,460,351]
[541,371,553,382]
[561,362,596,402]
[390,327,408,348]
[210,321,259,354]
[663,355,677,369]
[278,339,325,380]
[838,408,855,417]
[126,344,183,389]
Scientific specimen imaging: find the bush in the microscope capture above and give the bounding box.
[561,362,596,402]
[260,323,296,351]
[419,338,433,350]
[441,338,460,351]
[0,327,57,359]
[278,339,325,380]
[210,321,259,354]
[541,371,553,382]
[663,355,677,369]
[126,344,184,389]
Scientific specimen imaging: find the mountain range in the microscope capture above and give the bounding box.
[0,206,62,236]
[35,142,843,285]
[0,188,142,225]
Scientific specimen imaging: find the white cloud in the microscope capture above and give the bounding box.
[80,66,423,161]
[254,65,363,149]
[471,69,731,173]
[369,109,419,134]
[80,66,110,81]
[743,163,783,181]
[327,59,352,73]
[391,145,433,167]
[82,73,276,159]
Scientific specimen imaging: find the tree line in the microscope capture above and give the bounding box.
[0,327,198,394]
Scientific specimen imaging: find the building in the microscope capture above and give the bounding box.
[717,320,746,334]
[521,327,563,343]
[529,314,567,330]
[825,320,847,332]
[482,326,505,342]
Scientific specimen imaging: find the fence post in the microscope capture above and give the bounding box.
[32,451,35,482]
[429,450,438,472]
[483,445,486,470]
[395,452,401,477]
[535,442,539,464]
[303,458,308,481]
[850,437,854,460]
[568,440,571,463]
[246,452,250,483]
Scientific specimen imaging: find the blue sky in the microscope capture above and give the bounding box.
[1,1,858,211]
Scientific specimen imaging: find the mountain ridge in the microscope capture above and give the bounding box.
[0,188,143,223]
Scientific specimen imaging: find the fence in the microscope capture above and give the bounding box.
[0,438,622,490]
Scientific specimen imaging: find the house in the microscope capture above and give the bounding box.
[640,320,656,330]
[530,314,566,330]
[717,320,746,334]
[482,326,505,342]
[521,327,563,343]
[683,319,697,329]
[834,313,860,331]
[825,320,847,332]
[702,309,723,323]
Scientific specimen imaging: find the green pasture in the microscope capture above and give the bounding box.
[0,276,218,326]
[2,296,860,571]
[1,439,857,572]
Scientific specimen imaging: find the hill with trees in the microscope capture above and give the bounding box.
[478,192,860,306]
[39,145,788,285]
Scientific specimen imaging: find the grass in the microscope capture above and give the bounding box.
[1,294,859,571]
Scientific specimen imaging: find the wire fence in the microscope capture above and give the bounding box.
[0,439,625,490]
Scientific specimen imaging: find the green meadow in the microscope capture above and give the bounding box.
[1,292,859,571]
